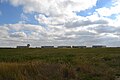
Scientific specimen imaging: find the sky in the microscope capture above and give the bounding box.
[0,0,120,47]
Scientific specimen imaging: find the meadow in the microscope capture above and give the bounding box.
[0,48,120,80]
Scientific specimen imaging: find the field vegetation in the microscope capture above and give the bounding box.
[0,48,120,80]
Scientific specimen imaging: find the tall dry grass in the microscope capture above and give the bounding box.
[0,61,78,80]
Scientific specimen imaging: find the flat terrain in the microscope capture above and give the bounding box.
[0,48,120,80]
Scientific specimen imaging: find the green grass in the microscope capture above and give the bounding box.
[0,48,120,80]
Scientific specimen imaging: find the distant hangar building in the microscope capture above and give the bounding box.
[41,46,54,48]
[17,44,30,48]
[92,45,106,48]
[57,46,71,48]
[72,46,86,48]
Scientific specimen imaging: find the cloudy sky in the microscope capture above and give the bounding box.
[0,0,120,47]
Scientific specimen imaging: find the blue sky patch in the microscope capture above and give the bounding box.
[0,2,23,25]
[77,0,113,17]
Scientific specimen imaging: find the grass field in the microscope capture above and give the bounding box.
[0,48,120,80]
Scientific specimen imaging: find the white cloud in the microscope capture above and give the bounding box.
[64,19,108,28]
[8,0,97,17]
[1,0,120,47]
[96,0,120,17]
[0,26,9,38]
[35,14,50,25]
[1,22,120,47]
[7,23,46,33]
[91,25,117,33]
[10,32,27,38]
[20,13,29,23]
[113,14,120,26]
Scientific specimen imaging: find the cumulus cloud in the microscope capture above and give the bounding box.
[96,0,120,17]
[1,0,120,47]
[64,19,109,28]
[20,13,29,23]
[89,25,117,34]
[35,14,50,25]
[10,32,27,38]
[8,0,97,16]
[7,23,46,33]
[0,26,9,38]
[7,0,98,28]
[0,22,120,47]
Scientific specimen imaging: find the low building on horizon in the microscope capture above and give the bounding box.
[17,44,30,48]
[72,46,86,48]
[92,45,106,48]
[57,46,71,48]
[41,46,54,48]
